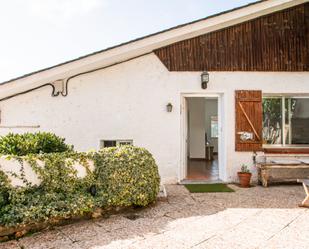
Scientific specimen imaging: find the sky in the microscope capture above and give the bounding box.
[0,0,257,83]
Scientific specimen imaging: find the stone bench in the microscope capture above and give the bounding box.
[256,156,309,187]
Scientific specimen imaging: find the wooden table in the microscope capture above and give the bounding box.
[257,163,309,187]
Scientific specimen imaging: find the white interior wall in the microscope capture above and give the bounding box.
[0,53,309,183]
[187,97,218,158]
[188,98,206,159]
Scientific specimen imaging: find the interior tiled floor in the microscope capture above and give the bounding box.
[186,156,219,181]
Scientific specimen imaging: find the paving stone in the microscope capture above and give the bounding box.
[16,229,79,249]
[0,240,19,249]
[0,184,307,249]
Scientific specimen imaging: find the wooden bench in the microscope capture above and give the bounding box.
[256,156,309,187]
[297,179,309,208]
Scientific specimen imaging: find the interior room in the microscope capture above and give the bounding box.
[186,97,219,181]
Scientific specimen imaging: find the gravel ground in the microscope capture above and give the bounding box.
[1,184,308,249]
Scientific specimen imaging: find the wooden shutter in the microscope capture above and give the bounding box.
[235,90,262,151]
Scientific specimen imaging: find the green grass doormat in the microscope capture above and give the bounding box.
[185,184,235,193]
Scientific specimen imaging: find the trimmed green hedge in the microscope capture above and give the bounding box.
[0,132,73,156]
[0,171,10,209]
[94,146,160,207]
[0,146,160,227]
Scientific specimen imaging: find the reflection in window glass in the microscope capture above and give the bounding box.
[285,98,309,145]
[262,98,282,145]
[263,96,309,147]
[211,116,218,138]
[100,140,133,148]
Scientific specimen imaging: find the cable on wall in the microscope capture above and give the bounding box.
[0,83,60,102]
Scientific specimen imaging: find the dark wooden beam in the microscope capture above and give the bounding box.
[155,3,309,72]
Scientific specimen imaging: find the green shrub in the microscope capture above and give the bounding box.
[0,132,73,156]
[0,187,95,226]
[0,170,10,209]
[0,152,95,227]
[0,146,160,227]
[93,146,160,207]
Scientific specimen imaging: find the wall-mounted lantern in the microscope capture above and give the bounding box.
[201,71,209,89]
[166,103,173,112]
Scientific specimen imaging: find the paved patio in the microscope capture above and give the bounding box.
[1,184,308,249]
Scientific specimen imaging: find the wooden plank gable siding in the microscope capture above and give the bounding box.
[154,3,309,71]
[235,90,262,151]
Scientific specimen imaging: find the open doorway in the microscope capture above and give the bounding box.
[185,97,219,181]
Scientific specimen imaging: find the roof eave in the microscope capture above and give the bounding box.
[0,0,306,97]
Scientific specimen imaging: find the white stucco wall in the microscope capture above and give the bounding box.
[0,156,94,187]
[1,53,309,183]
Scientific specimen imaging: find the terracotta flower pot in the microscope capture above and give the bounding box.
[237,172,252,188]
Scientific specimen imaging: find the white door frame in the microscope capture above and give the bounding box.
[179,93,226,182]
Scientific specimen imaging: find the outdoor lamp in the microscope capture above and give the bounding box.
[166,103,173,112]
[201,71,209,89]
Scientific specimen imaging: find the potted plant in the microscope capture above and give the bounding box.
[238,164,252,188]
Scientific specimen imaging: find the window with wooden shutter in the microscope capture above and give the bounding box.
[235,90,262,151]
